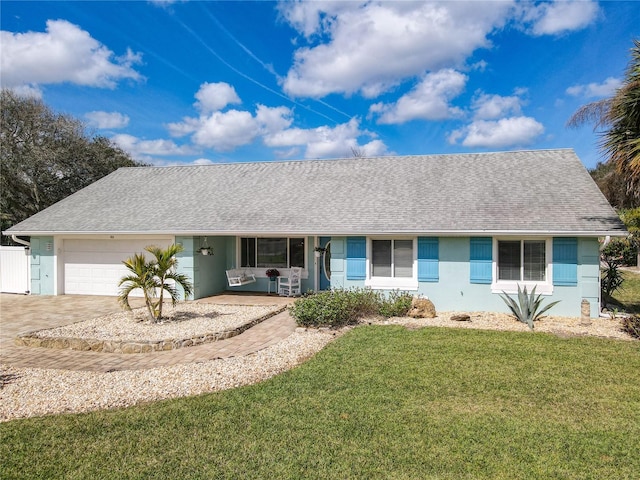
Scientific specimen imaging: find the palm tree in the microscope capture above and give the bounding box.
[118,244,194,323]
[568,39,640,206]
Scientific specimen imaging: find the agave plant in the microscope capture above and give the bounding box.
[118,244,193,323]
[499,285,560,330]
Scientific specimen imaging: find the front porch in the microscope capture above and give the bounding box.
[197,291,297,307]
[177,235,331,300]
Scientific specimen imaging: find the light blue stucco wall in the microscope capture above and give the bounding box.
[30,236,55,295]
[330,236,602,318]
[176,236,230,299]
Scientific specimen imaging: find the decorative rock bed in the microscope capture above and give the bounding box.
[14,304,286,353]
[2,309,636,422]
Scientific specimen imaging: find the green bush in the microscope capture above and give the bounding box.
[379,290,414,318]
[621,315,640,339]
[289,288,381,327]
[290,288,415,327]
[602,237,638,266]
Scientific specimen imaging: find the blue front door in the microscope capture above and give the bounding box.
[319,236,331,290]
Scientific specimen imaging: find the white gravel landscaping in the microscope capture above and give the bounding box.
[1,307,635,423]
[27,303,281,343]
[0,328,340,422]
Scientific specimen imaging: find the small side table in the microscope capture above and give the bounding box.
[267,278,277,295]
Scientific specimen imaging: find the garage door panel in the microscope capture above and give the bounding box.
[64,239,172,296]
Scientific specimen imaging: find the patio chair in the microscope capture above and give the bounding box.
[226,269,256,287]
[277,267,302,296]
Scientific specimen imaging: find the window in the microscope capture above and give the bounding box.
[371,239,413,278]
[240,237,305,269]
[498,240,546,282]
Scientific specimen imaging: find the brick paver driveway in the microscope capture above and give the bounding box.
[0,293,296,372]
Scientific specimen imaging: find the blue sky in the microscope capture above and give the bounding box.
[1,1,638,169]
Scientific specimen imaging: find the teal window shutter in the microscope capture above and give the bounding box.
[418,237,438,282]
[553,238,578,286]
[346,237,366,280]
[470,237,492,284]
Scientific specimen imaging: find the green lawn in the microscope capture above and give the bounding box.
[613,269,640,313]
[1,327,639,479]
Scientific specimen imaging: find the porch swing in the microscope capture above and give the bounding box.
[225,237,256,287]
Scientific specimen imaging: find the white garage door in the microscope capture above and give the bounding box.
[64,238,173,296]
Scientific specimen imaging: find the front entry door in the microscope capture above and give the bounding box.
[319,237,331,290]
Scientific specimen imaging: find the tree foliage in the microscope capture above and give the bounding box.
[118,244,193,323]
[569,39,640,206]
[589,161,637,209]
[0,89,145,242]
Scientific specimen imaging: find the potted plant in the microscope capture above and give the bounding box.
[266,268,280,281]
[314,246,326,258]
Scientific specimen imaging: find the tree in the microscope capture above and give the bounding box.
[0,89,145,243]
[118,244,194,323]
[589,161,637,209]
[568,39,640,207]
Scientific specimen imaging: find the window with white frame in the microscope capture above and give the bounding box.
[371,239,413,278]
[497,239,547,282]
[240,237,305,269]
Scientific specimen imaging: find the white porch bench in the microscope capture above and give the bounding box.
[225,269,257,287]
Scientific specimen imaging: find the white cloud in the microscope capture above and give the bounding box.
[85,111,130,129]
[449,116,544,148]
[190,110,259,150]
[7,84,43,99]
[471,92,524,120]
[518,0,599,36]
[369,69,467,124]
[358,139,388,157]
[566,77,621,99]
[263,117,387,159]
[168,104,294,152]
[111,134,195,161]
[192,158,215,165]
[194,82,241,113]
[166,83,386,158]
[0,19,143,89]
[255,105,294,134]
[279,1,513,98]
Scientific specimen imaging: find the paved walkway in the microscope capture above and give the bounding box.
[0,293,296,372]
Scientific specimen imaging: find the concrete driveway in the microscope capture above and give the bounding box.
[0,293,296,372]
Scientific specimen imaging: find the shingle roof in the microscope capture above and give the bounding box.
[5,149,626,236]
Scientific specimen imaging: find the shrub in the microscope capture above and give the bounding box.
[602,237,638,266]
[379,290,413,318]
[289,288,381,328]
[289,288,415,327]
[621,315,640,339]
[499,285,560,330]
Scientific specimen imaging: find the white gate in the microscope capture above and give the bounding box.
[0,246,30,294]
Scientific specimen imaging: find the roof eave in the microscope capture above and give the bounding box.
[4,229,629,237]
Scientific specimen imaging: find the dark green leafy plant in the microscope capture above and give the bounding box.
[499,285,560,330]
[602,237,637,266]
[601,254,625,303]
